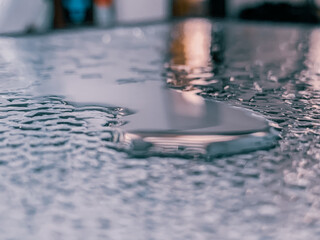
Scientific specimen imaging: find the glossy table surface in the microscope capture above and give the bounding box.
[0,19,319,239]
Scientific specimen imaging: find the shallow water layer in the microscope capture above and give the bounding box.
[0,19,320,239]
[36,59,277,157]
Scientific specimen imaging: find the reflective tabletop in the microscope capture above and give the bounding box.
[0,19,319,239]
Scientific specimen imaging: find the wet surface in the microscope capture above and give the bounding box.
[36,50,277,157]
[0,19,320,239]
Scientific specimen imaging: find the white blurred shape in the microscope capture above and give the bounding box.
[115,0,170,24]
[0,0,52,34]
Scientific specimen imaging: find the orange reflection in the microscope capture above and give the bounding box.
[170,19,212,68]
[168,19,213,88]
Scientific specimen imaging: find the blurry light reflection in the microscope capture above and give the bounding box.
[170,19,212,69]
[167,19,218,90]
[124,132,238,151]
[123,130,271,156]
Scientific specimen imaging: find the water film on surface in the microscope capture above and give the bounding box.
[0,18,319,239]
[33,19,278,158]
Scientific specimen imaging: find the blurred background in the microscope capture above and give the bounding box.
[1,0,320,34]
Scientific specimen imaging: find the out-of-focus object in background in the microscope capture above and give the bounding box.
[94,0,114,27]
[234,0,320,23]
[54,0,66,28]
[115,0,170,24]
[315,0,320,20]
[0,0,53,34]
[62,0,91,24]
[172,0,226,18]
[172,0,210,17]
[210,0,226,17]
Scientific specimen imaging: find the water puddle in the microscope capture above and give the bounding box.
[119,87,278,158]
[24,19,279,158]
[35,74,277,158]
